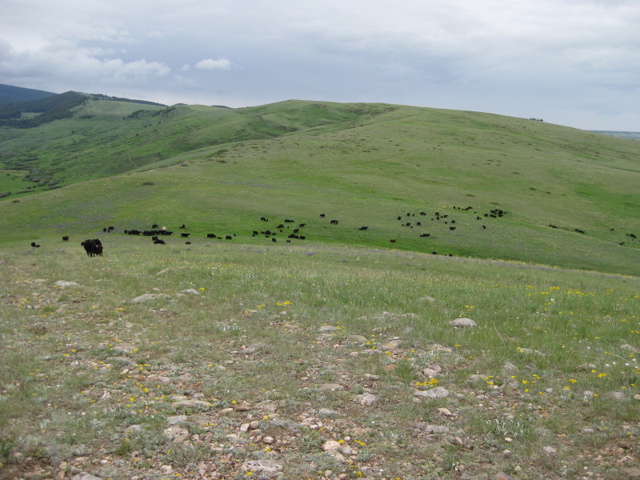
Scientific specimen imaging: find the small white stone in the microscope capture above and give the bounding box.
[414,387,450,399]
[450,318,477,328]
[323,440,341,451]
[54,280,80,288]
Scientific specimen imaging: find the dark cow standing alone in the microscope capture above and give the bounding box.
[82,239,103,257]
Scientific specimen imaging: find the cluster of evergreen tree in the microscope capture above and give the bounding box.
[0,91,87,128]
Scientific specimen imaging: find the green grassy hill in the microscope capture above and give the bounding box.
[0,99,639,275]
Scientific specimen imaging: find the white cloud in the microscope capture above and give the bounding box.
[194,58,232,71]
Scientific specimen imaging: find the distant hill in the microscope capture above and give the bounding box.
[0,84,57,105]
[0,98,638,275]
[0,87,167,128]
[593,130,640,140]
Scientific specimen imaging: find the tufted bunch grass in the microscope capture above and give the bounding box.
[0,240,638,478]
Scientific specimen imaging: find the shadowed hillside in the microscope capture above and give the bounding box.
[0,83,56,106]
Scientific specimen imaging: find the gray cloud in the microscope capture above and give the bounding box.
[1,0,639,129]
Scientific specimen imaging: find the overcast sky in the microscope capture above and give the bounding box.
[1,0,639,130]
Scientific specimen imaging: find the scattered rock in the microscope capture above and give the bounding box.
[450,317,477,328]
[318,325,340,332]
[180,288,200,295]
[413,423,450,434]
[132,293,169,303]
[356,393,377,406]
[241,459,283,473]
[502,361,518,373]
[323,440,341,451]
[171,399,212,408]
[414,387,450,399]
[72,474,102,480]
[167,415,187,425]
[423,367,441,378]
[163,425,190,442]
[243,342,265,354]
[54,280,80,288]
[318,408,341,417]
[437,407,455,417]
[320,383,344,391]
[517,347,545,356]
[126,425,143,434]
[620,344,638,353]
[543,446,557,455]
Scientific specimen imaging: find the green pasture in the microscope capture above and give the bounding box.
[0,99,638,276]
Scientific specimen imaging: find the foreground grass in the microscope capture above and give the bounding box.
[1,240,638,479]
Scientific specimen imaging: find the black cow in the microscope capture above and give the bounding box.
[30,242,40,248]
[181,233,190,238]
[62,236,69,241]
[81,239,103,257]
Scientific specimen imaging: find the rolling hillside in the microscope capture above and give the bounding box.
[0,97,639,275]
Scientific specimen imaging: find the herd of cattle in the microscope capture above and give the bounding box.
[28,205,638,257]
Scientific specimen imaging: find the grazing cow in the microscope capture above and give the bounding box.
[420,233,430,237]
[449,227,456,231]
[359,226,369,230]
[181,233,190,238]
[30,242,40,248]
[260,217,268,222]
[284,219,294,223]
[320,214,325,218]
[153,238,165,244]
[207,233,216,238]
[575,228,585,234]
[152,224,159,228]
[179,224,186,229]
[390,239,396,243]
[62,236,69,241]
[225,235,233,240]
[272,238,277,242]
[81,239,103,257]
[330,220,339,225]
[185,241,191,245]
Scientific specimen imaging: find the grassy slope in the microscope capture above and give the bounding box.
[0,241,638,479]
[0,99,376,190]
[0,100,639,275]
